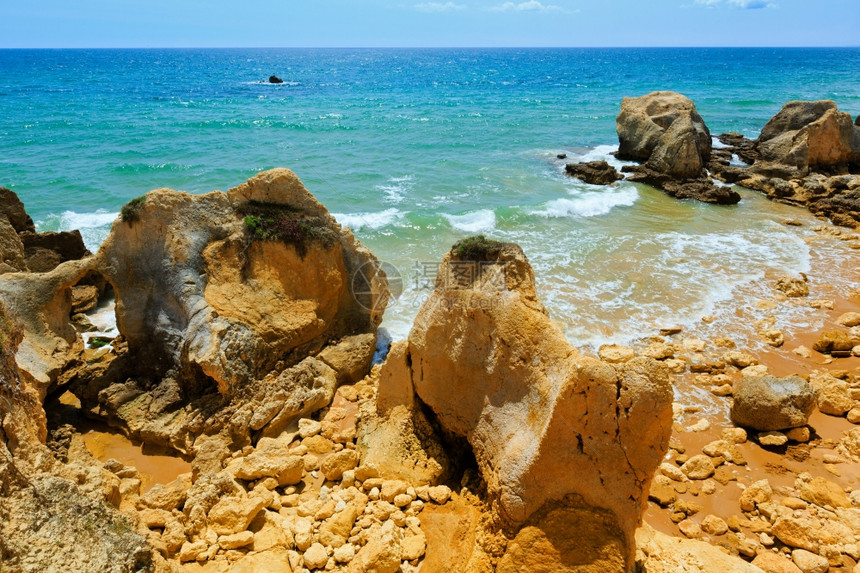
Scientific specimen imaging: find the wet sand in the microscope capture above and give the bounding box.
[56,391,191,492]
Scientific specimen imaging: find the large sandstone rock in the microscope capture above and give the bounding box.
[730,375,816,431]
[756,100,860,174]
[616,92,711,166]
[616,92,740,204]
[0,215,28,273]
[709,102,860,227]
[0,187,36,234]
[98,169,384,394]
[52,169,388,454]
[386,240,673,571]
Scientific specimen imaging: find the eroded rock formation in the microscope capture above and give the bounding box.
[370,239,674,571]
[710,100,860,227]
[0,301,152,572]
[0,186,90,274]
[615,92,740,205]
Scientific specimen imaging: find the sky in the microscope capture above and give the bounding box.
[0,0,857,48]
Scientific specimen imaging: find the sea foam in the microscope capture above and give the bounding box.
[333,208,402,231]
[443,209,497,233]
[533,186,638,218]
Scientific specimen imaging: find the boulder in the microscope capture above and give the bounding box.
[756,100,860,174]
[708,102,860,228]
[813,330,859,354]
[392,240,673,571]
[0,215,28,273]
[616,92,711,164]
[268,75,284,84]
[0,187,36,233]
[564,161,624,185]
[730,375,816,431]
[634,525,764,573]
[615,92,737,205]
[56,169,387,453]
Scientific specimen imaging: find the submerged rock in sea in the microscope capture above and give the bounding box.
[565,160,624,185]
[615,92,740,205]
[268,75,284,84]
[373,237,674,571]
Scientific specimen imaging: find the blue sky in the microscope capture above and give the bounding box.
[1,0,857,48]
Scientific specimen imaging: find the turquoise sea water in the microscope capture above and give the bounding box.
[2,48,859,347]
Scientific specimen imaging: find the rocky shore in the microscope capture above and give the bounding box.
[0,94,859,573]
[565,92,860,228]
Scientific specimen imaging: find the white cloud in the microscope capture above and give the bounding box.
[693,0,774,7]
[414,2,467,12]
[729,0,771,8]
[491,1,565,12]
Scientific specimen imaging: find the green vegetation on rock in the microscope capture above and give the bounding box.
[239,201,338,257]
[120,196,146,223]
[451,234,504,261]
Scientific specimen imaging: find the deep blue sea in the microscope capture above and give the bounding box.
[2,48,859,347]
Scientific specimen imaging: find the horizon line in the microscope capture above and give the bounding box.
[1,45,859,50]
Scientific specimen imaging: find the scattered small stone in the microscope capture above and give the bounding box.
[791,548,829,573]
[680,455,715,480]
[660,326,683,336]
[701,514,728,536]
[836,312,860,327]
[686,419,711,433]
[785,427,810,443]
[678,519,702,539]
[759,328,785,347]
[758,431,788,447]
[739,479,772,512]
[427,485,451,505]
[792,346,812,358]
[775,275,809,298]
[298,418,322,438]
[597,344,636,363]
[303,542,329,570]
[808,300,834,310]
[711,384,733,396]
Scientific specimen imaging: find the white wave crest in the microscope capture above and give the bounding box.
[577,144,634,171]
[333,208,402,231]
[443,209,497,233]
[533,186,638,218]
[35,209,118,251]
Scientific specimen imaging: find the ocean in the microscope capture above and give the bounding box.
[2,48,859,348]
